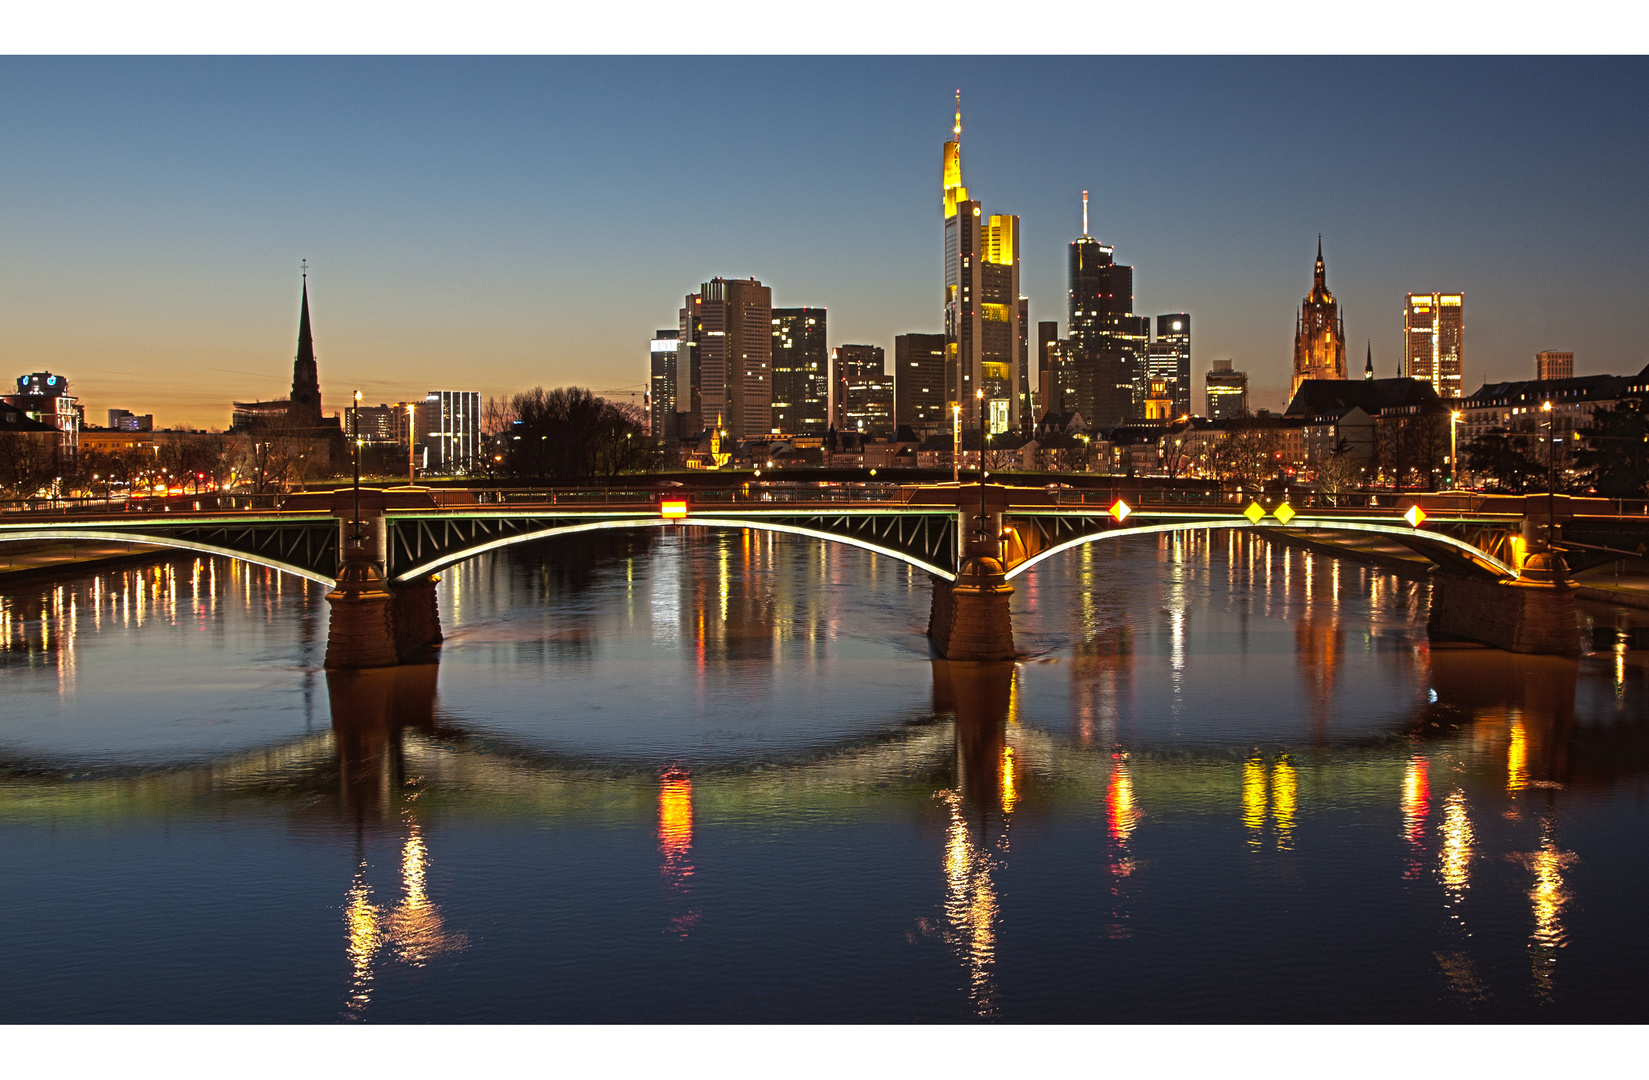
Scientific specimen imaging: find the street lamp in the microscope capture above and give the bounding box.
[406,402,417,485]
[975,388,986,535]
[1542,400,1555,543]
[1450,410,1461,490]
[952,403,962,484]
[352,389,363,548]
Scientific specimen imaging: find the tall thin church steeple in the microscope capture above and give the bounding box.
[1364,340,1374,380]
[290,264,322,426]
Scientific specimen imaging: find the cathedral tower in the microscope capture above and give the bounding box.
[1291,236,1347,397]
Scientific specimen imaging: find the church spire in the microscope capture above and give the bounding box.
[1364,340,1374,380]
[1314,235,1327,293]
[290,263,322,426]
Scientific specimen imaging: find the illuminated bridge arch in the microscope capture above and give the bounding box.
[1002,516,1516,582]
[385,510,961,583]
[0,528,337,586]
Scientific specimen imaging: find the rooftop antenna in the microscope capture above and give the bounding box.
[954,89,961,138]
[1082,190,1089,238]
[301,257,308,281]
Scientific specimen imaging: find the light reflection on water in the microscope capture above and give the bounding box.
[0,527,1646,1021]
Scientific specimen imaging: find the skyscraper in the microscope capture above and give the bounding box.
[1536,351,1574,381]
[1036,320,1060,415]
[942,93,1026,433]
[1149,313,1192,418]
[417,390,480,474]
[1065,190,1149,429]
[678,277,773,439]
[832,345,893,438]
[770,308,828,435]
[1292,237,1347,398]
[1403,292,1464,398]
[649,330,679,439]
[895,332,947,434]
[1206,359,1248,419]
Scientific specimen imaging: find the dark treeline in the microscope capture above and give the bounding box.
[504,386,652,483]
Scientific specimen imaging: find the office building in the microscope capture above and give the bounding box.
[1404,292,1464,398]
[106,409,153,432]
[344,404,410,445]
[1292,237,1347,398]
[650,330,679,439]
[771,308,828,435]
[831,345,892,436]
[417,390,480,474]
[1206,359,1248,419]
[1149,313,1192,418]
[5,371,81,456]
[1036,320,1060,415]
[895,332,947,435]
[1536,350,1573,381]
[678,277,773,439]
[942,93,1028,433]
[1064,191,1150,429]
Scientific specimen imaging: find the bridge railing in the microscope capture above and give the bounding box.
[1,493,288,517]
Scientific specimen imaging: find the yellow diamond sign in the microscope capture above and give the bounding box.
[1274,502,1296,525]
[1404,504,1427,528]
[1109,498,1132,522]
[1243,501,1266,524]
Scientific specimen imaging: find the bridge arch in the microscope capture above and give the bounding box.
[0,529,336,587]
[1003,517,1515,582]
[390,516,959,583]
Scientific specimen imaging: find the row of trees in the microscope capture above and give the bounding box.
[1466,399,1649,497]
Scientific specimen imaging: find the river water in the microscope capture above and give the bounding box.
[1,528,1645,1023]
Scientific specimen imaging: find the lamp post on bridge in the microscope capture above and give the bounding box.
[352,390,363,549]
[1542,399,1555,546]
[1450,410,1461,490]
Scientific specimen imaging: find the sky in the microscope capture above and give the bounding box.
[3,55,1648,430]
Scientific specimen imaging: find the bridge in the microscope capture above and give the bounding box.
[5,481,1646,662]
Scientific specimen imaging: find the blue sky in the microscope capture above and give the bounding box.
[2,56,1646,427]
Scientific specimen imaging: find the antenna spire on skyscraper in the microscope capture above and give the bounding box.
[1082,190,1089,238]
[954,89,961,138]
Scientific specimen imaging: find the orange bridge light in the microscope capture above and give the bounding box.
[1404,504,1427,528]
[1108,498,1132,522]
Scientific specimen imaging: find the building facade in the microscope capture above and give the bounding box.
[832,345,892,436]
[942,94,1028,432]
[417,390,480,474]
[895,332,947,435]
[6,371,81,455]
[1404,292,1464,399]
[1292,237,1347,398]
[1205,359,1248,420]
[770,308,828,435]
[1064,195,1150,430]
[678,277,773,439]
[649,330,679,440]
[1536,351,1574,381]
[1149,313,1192,419]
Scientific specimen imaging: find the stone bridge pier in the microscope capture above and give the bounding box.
[928,489,1017,662]
[322,500,444,669]
[1428,511,1579,656]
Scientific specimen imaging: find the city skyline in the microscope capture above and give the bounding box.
[3,56,1647,429]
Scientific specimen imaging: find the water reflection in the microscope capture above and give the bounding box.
[659,769,699,938]
[1438,789,1474,915]
[1523,815,1575,1001]
[325,664,466,1018]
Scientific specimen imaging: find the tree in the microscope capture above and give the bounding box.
[1208,416,1280,492]
[0,431,58,500]
[1576,399,1649,498]
[1462,428,1542,493]
[1316,437,1363,502]
[506,386,649,483]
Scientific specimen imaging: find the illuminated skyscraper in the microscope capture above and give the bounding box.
[1148,313,1191,418]
[1403,292,1464,398]
[678,277,773,438]
[832,345,893,438]
[895,332,947,434]
[771,308,828,434]
[1206,359,1248,419]
[1065,191,1149,429]
[942,93,1027,433]
[649,330,679,439]
[1292,237,1347,398]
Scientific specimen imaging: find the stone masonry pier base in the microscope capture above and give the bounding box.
[1428,570,1579,657]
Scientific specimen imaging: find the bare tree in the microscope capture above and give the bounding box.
[0,431,59,500]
